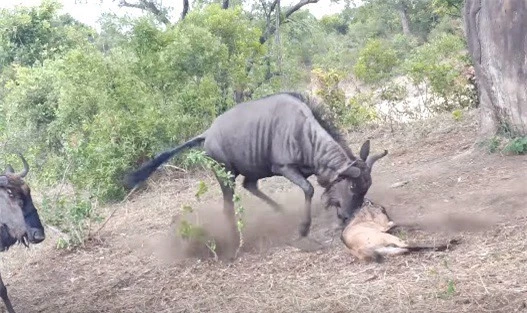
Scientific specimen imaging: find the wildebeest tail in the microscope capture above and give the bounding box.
[124,135,206,188]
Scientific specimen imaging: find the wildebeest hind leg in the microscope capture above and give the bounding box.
[215,172,240,260]
[242,177,283,212]
[0,272,15,313]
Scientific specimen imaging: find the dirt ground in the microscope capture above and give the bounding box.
[1,109,527,313]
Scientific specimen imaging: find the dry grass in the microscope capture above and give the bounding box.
[1,108,527,313]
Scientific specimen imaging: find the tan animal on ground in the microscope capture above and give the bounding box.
[340,198,458,262]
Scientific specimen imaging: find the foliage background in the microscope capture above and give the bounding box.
[0,0,477,247]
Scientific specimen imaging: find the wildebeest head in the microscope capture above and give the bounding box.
[323,140,388,226]
[0,154,45,251]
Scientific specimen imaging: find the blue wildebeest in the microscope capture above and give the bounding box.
[0,154,45,313]
[125,92,387,257]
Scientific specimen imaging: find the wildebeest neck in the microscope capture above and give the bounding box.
[307,118,353,187]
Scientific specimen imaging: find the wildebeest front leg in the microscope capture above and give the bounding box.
[0,272,15,313]
[274,165,314,237]
[242,177,283,212]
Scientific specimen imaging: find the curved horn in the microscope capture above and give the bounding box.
[16,153,29,178]
[4,164,14,174]
[366,150,388,168]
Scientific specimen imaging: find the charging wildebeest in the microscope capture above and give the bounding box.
[0,154,45,313]
[125,92,387,258]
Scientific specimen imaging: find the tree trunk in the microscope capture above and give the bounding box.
[181,0,189,20]
[398,3,411,36]
[464,0,527,137]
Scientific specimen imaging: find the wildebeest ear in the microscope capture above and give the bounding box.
[338,163,361,178]
[4,164,14,174]
[0,176,8,186]
[359,140,370,161]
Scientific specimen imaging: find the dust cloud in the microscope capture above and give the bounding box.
[143,187,342,264]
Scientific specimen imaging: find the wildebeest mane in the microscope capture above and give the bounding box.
[267,92,356,160]
[267,92,358,208]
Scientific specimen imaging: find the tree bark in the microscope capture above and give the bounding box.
[464,0,527,137]
[398,2,411,36]
[181,0,189,20]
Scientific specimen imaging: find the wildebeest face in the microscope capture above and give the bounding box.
[19,183,45,244]
[324,140,388,226]
[325,162,371,226]
[0,154,45,251]
[0,183,31,250]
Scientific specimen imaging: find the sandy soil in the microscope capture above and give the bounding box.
[1,109,526,313]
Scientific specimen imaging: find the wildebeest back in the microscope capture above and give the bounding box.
[204,93,333,179]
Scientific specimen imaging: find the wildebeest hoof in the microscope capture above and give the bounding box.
[299,222,311,237]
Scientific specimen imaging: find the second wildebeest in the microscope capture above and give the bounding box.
[0,154,46,313]
[125,92,387,257]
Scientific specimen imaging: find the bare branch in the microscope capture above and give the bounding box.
[241,0,319,102]
[269,0,279,15]
[284,0,318,19]
[118,0,171,26]
[259,0,319,44]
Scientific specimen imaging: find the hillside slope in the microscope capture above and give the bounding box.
[1,109,527,313]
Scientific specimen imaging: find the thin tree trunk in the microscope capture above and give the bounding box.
[398,2,411,36]
[464,0,527,137]
[181,0,189,20]
[275,0,282,75]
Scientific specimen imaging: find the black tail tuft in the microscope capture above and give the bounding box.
[123,136,205,189]
[123,150,177,188]
[405,238,462,252]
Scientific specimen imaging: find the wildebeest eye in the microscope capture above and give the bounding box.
[6,189,14,198]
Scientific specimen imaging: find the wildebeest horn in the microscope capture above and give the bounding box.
[15,153,29,178]
[4,164,14,174]
[366,150,388,168]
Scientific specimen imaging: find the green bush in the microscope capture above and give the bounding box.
[40,193,101,249]
[504,137,527,155]
[403,33,476,112]
[343,92,378,127]
[0,4,271,203]
[312,68,377,129]
[312,67,346,121]
[0,0,93,68]
[353,39,399,85]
